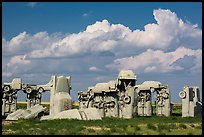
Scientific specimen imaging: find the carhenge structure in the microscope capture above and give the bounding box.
[2,70,202,120]
[78,70,172,118]
[179,86,202,117]
[2,76,73,120]
[78,70,138,119]
[2,75,101,120]
[136,81,171,117]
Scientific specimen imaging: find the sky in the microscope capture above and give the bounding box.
[2,2,202,103]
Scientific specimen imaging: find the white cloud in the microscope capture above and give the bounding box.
[2,8,202,102]
[86,19,111,33]
[3,55,31,77]
[22,10,200,59]
[2,31,61,57]
[124,9,201,50]
[82,11,93,17]
[82,13,88,17]
[93,76,112,82]
[89,66,102,72]
[2,72,13,77]
[2,8,202,79]
[6,55,30,67]
[3,9,201,60]
[106,47,201,74]
[27,2,37,8]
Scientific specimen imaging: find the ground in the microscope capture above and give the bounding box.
[2,103,202,135]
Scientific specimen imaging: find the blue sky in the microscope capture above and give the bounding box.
[3,2,202,39]
[2,2,202,102]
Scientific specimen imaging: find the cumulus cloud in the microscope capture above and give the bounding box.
[6,55,30,67]
[14,9,200,60]
[2,8,202,79]
[2,31,62,57]
[124,9,201,50]
[106,47,202,74]
[2,8,202,102]
[3,55,31,77]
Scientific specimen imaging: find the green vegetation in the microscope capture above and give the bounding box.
[2,116,202,135]
[2,104,202,135]
[147,123,157,130]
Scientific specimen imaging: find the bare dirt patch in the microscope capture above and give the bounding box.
[2,120,14,126]
[85,126,110,131]
[2,129,16,134]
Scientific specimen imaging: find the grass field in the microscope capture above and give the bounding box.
[2,103,202,135]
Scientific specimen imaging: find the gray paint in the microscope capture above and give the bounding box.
[78,70,137,119]
[2,70,202,121]
[179,86,202,117]
[6,104,46,120]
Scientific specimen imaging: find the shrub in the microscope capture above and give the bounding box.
[187,132,193,135]
[168,123,177,129]
[159,131,166,135]
[147,123,157,130]
[157,123,170,131]
[134,125,141,131]
[179,124,187,129]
